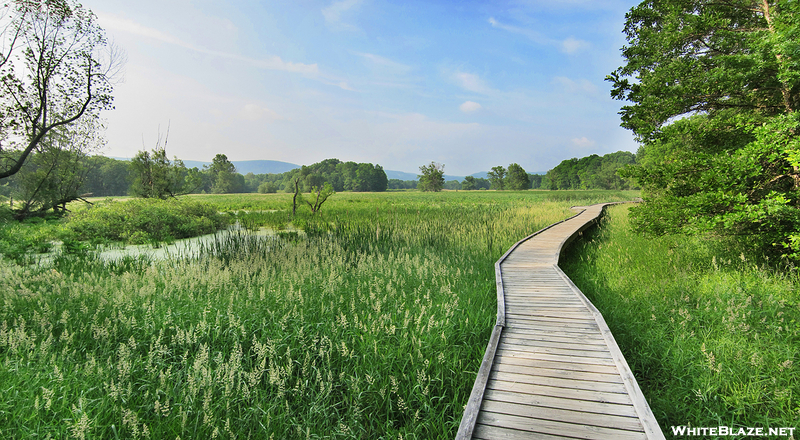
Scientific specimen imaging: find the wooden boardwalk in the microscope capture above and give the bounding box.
[456,203,664,440]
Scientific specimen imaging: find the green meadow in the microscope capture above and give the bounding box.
[0,190,634,439]
[562,204,799,431]
[2,191,795,438]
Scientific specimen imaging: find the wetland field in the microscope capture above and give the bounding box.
[1,190,796,438]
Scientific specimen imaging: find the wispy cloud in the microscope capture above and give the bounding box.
[489,17,590,54]
[561,37,590,54]
[322,0,364,30]
[488,17,549,45]
[353,52,412,74]
[460,101,482,113]
[453,71,493,94]
[97,12,356,89]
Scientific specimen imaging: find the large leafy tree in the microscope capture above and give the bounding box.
[207,153,243,194]
[417,162,444,192]
[129,148,199,199]
[487,166,506,190]
[5,117,104,217]
[0,0,120,180]
[608,0,800,257]
[506,163,530,191]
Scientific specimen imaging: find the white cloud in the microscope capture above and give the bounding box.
[561,37,590,54]
[460,101,482,113]
[98,13,320,76]
[453,71,492,94]
[571,137,595,148]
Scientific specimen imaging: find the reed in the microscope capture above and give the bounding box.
[0,190,636,438]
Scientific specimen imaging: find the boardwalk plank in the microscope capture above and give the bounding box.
[456,203,664,440]
[488,378,635,405]
[480,399,644,431]
[476,411,648,440]
[489,370,629,394]
[483,388,638,417]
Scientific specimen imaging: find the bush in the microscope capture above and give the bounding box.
[64,198,230,245]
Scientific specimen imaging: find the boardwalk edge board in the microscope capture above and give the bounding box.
[456,202,665,440]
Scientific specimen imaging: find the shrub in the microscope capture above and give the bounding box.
[64,198,230,245]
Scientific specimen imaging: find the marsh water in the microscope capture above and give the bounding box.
[40,223,302,263]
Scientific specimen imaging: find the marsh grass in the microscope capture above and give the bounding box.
[561,204,799,430]
[0,190,637,439]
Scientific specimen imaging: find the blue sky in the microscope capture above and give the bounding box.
[88,0,640,175]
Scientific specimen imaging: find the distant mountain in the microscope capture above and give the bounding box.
[180,159,299,174]
[385,169,465,181]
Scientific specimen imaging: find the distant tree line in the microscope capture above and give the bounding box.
[544,151,637,190]
[32,155,388,199]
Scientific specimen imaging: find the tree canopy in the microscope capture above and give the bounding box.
[608,0,800,258]
[417,162,445,192]
[545,152,636,190]
[506,163,530,190]
[0,0,120,180]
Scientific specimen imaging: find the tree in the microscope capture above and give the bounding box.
[461,175,476,190]
[129,134,200,199]
[506,163,530,190]
[487,166,506,190]
[417,162,444,192]
[207,154,243,194]
[83,155,130,196]
[0,0,121,180]
[608,0,800,258]
[301,182,335,214]
[4,117,103,217]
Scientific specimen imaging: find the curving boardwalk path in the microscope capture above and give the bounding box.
[456,203,665,440]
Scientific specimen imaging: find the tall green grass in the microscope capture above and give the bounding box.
[562,204,799,430]
[0,190,637,438]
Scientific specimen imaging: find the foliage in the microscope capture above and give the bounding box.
[563,205,799,430]
[205,154,244,194]
[608,0,800,258]
[460,176,491,191]
[256,180,278,193]
[129,148,200,199]
[0,0,119,180]
[505,163,530,190]
[300,182,335,214]
[545,151,637,190]
[529,174,544,189]
[0,190,636,438]
[63,198,229,245]
[388,179,417,190]
[417,162,445,192]
[279,158,388,193]
[82,155,131,196]
[487,166,506,190]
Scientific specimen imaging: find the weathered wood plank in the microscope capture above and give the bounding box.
[491,362,624,384]
[494,347,618,367]
[472,424,572,440]
[456,203,664,440]
[487,378,635,405]
[483,388,639,418]
[476,410,648,440]
[492,354,620,374]
[480,399,644,431]
[488,370,629,394]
